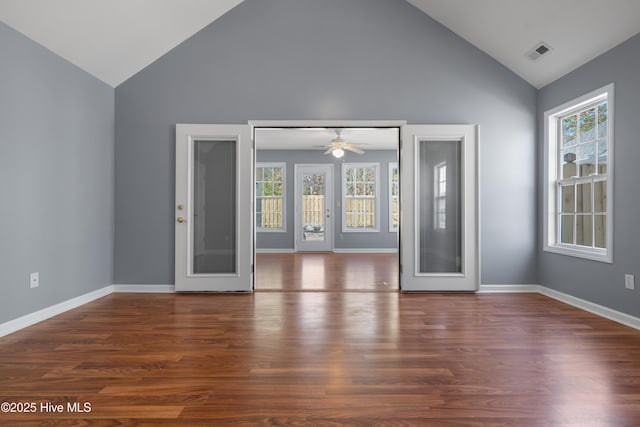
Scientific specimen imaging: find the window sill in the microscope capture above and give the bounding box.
[544,244,612,263]
[342,228,380,233]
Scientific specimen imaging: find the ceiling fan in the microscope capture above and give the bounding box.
[324,129,365,158]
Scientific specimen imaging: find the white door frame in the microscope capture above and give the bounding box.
[251,121,406,255]
[294,164,334,252]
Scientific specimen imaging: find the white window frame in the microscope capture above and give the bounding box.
[255,162,286,232]
[388,162,399,232]
[342,162,380,232]
[543,83,614,263]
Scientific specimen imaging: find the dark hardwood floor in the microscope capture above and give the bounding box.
[2,256,640,425]
[256,252,399,291]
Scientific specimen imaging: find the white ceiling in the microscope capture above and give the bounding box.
[0,0,243,87]
[0,1,639,89]
[408,0,640,88]
[255,127,399,151]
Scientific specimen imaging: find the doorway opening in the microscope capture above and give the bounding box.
[253,126,400,292]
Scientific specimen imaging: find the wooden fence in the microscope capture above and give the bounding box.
[344,197,375,228]
[302,195,324,226]
[259,196,376,228]
[258,198,283,228]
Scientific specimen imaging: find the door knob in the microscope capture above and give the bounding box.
[177,217,186,223]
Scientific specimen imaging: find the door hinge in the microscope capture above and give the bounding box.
[250,264,254,274]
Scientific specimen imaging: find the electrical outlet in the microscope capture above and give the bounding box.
[30,272,39,288]
[625,274,635,290]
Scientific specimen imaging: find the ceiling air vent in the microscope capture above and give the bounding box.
[526,42,553,61]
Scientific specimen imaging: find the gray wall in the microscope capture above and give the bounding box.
[538,33,640,318]
[0,22,115,323]
[256,150,398,250]
[114,0,537,285]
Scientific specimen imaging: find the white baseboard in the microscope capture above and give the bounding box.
[113,284,175,293]
[478,284,540,293]
[539,286,640,331]
[3,282,638,338]
[332,248,398,254]
[255,248,295,254]
[0,285,113,338]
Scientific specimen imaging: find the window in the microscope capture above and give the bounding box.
[342,163,380,232]
[389,162,399,232]
[434,162,447,230]
[544,84,613,262]
[256,163,285,232]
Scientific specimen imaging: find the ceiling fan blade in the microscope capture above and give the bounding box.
[344,145,365,154]
[324,147,334,154]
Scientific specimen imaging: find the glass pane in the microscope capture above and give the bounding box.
[366,183,375,196]
[597,139,608,174]
[302,172,325,241]
[256,199,263,227]
[263,167,273,181]
[561,215,574,244]
[561,147,577,178]
[561,184,575,213]
[597,102,608,139]
[192,140,236,274]
[365,167,375,182]
[576,182,592,213]
[577,142,596,176]
[392,197,398,228]
[579,108,596,143]
[346,182,354,195]
[594,214,606,248]
[418,139,461,273]
[594,181,606,213]
[562,115,577,147]
[576,215,593,247]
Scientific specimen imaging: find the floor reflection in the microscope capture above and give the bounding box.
[255,252,399,291]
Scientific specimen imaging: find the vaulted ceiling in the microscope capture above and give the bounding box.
[1,0,639,89]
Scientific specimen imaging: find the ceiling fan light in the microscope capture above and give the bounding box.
[332,148,345,158]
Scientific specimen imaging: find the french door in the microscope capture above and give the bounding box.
[173,121,477,292]
[295,164,334,252]
[400,125,478,291]
[174,124,253,292]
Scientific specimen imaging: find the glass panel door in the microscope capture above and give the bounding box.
[295,164,333,252]
[175,124,253,292]
[401,125,478,291]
